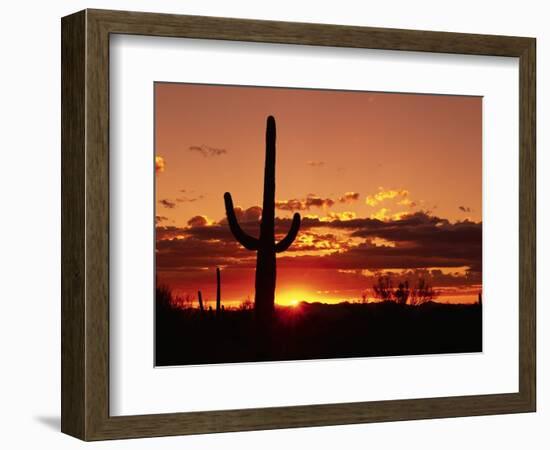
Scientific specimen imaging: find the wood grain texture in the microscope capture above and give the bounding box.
[61,10,86,439]
[61,8,537,441]
[518,39,536,409]
[85,10,111,440]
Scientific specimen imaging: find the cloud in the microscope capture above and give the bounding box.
[155,156,165,173]
[159,199,176,209]
[323,211,356,221]
[279,211,481,271]
[276,195,335,211]
[187,215,210,228]
[156,225,185,240]
[307,160,325,167]
[176,194,204,203]
[459,206,472,212]
[338,192,360,203]
[218,205,262,225]
[397,198,416,208]
[156,236,253,270]
[240,206,263,223]
[155,215,168,224]
[291,231,346,252]
[369,209,409,221]
[366,188,409,207]
[156,207,482,300]
[189,145,227,157]
[371,208,391,221]
[276,192,360,211]
[156,208,482,283]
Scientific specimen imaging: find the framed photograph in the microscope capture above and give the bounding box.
[61,9,536,440]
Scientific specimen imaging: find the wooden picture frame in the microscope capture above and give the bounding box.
[61,9,536,441]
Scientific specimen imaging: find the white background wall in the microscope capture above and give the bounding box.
[0,0,547,448]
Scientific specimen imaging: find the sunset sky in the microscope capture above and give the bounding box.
[155,83,482,306]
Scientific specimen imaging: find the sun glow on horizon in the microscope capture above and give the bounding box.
[276,289,313,306]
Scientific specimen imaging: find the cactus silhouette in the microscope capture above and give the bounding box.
[224,116,301,326]
[197,290,204,313]
[216,267,221,316]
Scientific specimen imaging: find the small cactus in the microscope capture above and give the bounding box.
[198,268,223,318]
[216,267,221,316]
[197,290,204,313]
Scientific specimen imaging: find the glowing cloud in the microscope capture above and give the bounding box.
[397,198,416,208]
[366,188,409,207]
[323,211,357,221]
[371,208,391,220]
[155,155,165,173]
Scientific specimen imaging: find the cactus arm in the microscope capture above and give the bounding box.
[275,212,301,253]
[224,192,260,251]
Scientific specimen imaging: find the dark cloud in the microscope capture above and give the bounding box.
[156,210,481,279]
[276,211,482,273]
[223,205,262,224]
[338,192,360,203]
[275,191,359,211]
[155,215,168,224]
[159,199,176,209]
[156,236,253,270]
[459,206,472,212]
[189,145,227,157]
[156,225,185,240]
[156,205,263,245]
[276,195,335,211]
[307,160,325,167]
[176,194,204,203]
[187,215,209,228]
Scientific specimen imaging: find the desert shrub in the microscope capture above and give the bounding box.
[238,296,254,311]
[371,276,436,305]
[156,281,173,311]
[394,281,410,305]
[372,276,394,301]
[409,278,438,305]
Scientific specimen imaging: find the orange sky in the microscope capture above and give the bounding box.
[155,83,482,306]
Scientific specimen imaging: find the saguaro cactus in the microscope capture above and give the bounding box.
[224,116,301,326]
[216,267,221,316]
[197,290,204,313]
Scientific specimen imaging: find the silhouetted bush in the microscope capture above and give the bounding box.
[155,281,173,311]
[410,278,438,305]
[372,276,394,301]
[371,276,437,305]
[394,281,410,305]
